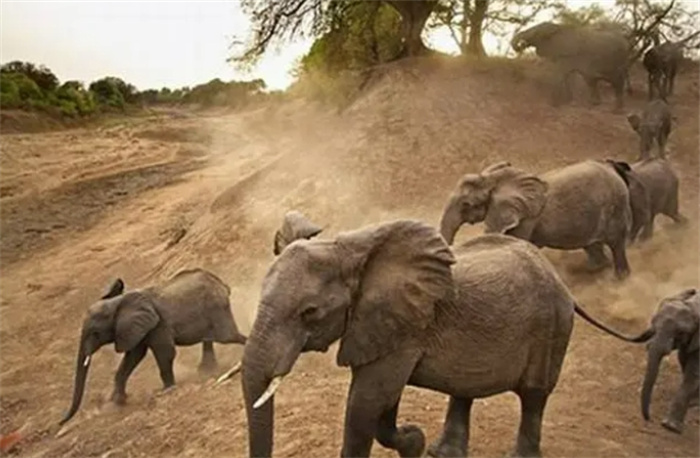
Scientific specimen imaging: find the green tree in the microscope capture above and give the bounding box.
[0,61,59,92]
[231,0,439,67]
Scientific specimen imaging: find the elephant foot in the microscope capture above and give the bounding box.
[509,446,542,458]
[156,385,177,398]
[394,425,426,458]
[197,359,219,376]
[661,418,684,434]
[110,391,127,406]
[613,268,630,281]
[426,438,466,458]
[585,258,611,273]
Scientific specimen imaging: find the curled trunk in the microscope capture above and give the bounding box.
[439,199,462,245]
[641,346,665,421]
[60,335,92,425]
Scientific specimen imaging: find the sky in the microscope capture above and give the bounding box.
[0,1,694,92]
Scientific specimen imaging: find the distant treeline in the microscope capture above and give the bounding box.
[0,60,271,118]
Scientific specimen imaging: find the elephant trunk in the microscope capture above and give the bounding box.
[641,340,669,421]
[60,331,94,425]
[242,308,305,458]
[439,198,462,246]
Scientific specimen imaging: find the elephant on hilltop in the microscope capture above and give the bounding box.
[511,21,630,110]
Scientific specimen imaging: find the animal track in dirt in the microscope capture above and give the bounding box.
[0,158,205,266]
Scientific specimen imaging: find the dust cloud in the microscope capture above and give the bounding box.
[1,57,697,457]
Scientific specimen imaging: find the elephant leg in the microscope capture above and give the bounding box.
[662,356,699,434]
[584,76,601,106]
[663,191,687,225]
[426,396,473,458]
[147,326,176,389]
[340,350,421,458]
[198,340,218,375]
[376,400,425,458]
[584,243,610,271]
[512,389,549,458]
[607,239,631,280]
[111,343,148,405]
[639,215,655,242]
[610,74,625,112]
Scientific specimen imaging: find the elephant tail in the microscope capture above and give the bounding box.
[573,302,654,343]
[604,159,633,188]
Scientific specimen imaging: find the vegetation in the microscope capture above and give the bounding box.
[0,60,269,120]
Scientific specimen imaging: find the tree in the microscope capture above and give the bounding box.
[230,0,439,66]
[0,61,59,92]
[429,0,563,57]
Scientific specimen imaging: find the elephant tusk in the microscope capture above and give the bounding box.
[214,361,242,385]
[253,376,283,409]
[83,355,91,367]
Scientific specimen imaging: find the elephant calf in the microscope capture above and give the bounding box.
[439,159,633,278]
[603,288,699,434]
[272,210,323,256]
[627,158,686,242]
[627,99,672,161]
[60,268,247,425]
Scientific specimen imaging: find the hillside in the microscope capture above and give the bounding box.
[0,56,698,457]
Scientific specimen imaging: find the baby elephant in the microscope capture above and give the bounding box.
[60,268,247,425]
[272,210,323,255]
[627,99,672,161]
[603,288,699,433]
[636,288,698,434]
[627,158,687,242]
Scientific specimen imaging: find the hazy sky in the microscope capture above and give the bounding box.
[0,1,694,91]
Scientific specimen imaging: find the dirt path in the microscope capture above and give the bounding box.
[0,60,698,458]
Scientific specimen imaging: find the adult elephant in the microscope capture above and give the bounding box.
[511,22,630,110]
[60,268,247,425]
[439,160,633,279]
[240,220,641,458]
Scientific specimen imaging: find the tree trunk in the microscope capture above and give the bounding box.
[466,0,487,57]
[459,0,470,55]
[385,0,438,57]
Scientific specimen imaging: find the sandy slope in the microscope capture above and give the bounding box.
[1,57,698,457]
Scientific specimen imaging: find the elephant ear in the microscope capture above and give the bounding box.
[101,278,125,299]
[336,220,456,367]
[273,211,323,256]
[114,293,160,353]
[484,172,548,234]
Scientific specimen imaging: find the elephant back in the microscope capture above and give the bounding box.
[532,161,631,249]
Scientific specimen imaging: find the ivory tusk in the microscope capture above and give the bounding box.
[252,376,283,409]
[215,361,242,385]
[83,355,91,367]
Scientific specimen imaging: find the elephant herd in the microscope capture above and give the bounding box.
[56,21,698,458]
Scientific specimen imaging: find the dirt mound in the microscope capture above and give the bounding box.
[1,56,698,458]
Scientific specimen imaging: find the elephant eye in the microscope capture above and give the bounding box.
[300,305,320,323]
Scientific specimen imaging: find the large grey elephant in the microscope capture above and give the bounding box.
[272,210,323,256]
[603,288,698,434]
[439,160,633,279]
[511,22,630,110]
[239,219,641,458]
[60,268,247,425]
[627,158,686,242]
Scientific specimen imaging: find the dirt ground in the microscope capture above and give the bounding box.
[1,57,698,458]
